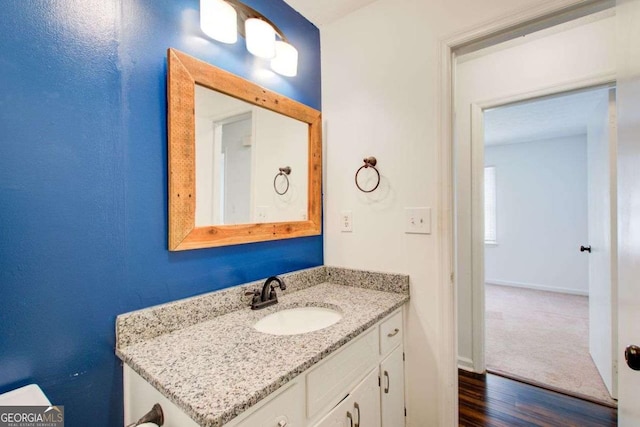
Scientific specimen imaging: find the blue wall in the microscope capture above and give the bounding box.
[0,1,321,425]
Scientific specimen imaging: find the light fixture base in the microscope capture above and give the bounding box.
[226,0,287,41]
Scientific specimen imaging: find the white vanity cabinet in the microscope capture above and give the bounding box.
[308,309,405,427]
[235,379,305,427]
[124,307,406,427]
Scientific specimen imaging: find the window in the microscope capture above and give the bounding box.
[484,166,497,244]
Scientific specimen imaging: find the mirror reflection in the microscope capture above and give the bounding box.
[194,84,308,226]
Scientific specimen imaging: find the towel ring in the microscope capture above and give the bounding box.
[274,166,291,195]
[355,157,380,193]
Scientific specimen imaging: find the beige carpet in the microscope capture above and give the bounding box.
[485,284,617,406]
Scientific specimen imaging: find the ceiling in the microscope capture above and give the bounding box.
[484,87,610,146]
[280,1,610,146]
[283,0,378,26]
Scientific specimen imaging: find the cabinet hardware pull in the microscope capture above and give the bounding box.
[277,421,287,427]
[347,411,353,427]
[387,328,400,337]
[354,402,360,427]
[384,371,390,393]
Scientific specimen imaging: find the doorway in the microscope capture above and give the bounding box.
[481,87,617,406]
[443,1,640,425]
[451,5,620,420]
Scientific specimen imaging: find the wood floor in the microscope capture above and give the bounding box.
[459,370,617,426]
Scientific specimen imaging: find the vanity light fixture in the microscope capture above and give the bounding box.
[245,18,276,59]
[200,0,237,44]
[199,0,298,76]
[271,40,298,77]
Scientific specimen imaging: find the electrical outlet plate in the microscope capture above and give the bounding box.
[405,207,431,234]
[340,210,353,232]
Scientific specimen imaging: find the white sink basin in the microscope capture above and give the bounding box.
[254,306,342,335]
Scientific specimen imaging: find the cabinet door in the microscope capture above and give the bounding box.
[380,346,405,427]
[307,328,379,419]
[235,380,305,427]
[312,395,352,427]
[314,368,380,427]
[351,368,381,427]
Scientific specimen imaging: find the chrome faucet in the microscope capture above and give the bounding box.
[245,276,286,310]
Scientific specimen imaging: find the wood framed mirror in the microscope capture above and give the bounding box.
[167,48,321,250]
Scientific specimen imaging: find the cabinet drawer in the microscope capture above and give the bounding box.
[306,327,379,419]
[379,310,403,355]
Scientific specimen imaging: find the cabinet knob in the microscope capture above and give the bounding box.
[277,421,287,427]
[625,345,640,370]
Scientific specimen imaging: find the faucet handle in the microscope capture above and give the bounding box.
[245,289,261,308]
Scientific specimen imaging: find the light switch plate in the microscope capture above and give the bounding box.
[340,210,353,232]
[405,207,431,234]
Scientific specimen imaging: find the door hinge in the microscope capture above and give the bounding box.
[378,375,381,387]
[404,407,407,417]
[450,272,454,283]
[403,352,405,361]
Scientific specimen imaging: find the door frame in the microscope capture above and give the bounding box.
[468,81,616,374]
[436,0,615,424]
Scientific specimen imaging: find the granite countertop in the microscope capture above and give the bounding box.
[116,267,409,427]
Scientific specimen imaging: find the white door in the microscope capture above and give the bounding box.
[587,88,617,398]
[616,0,640,424]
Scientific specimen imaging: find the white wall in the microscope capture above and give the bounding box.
[615,0,640,422]
[319,0,604,425]
[484,136,589,294]
[222,118,253,224]
[252,108,308,223]
[194,85,309,225]
[195,110,216,225]
[195,86,252,226]
[455,13,615,372]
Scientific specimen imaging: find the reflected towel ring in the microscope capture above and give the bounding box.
[274,166,291,195]
[355,157,380,193]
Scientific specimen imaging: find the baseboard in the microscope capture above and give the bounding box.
[485,279,588,296]
[458,368,486,380]
[457,356,475,372]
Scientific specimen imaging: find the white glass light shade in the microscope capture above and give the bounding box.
[245,18,276,59]
[271,41,298,77]
[200,0,237,44]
